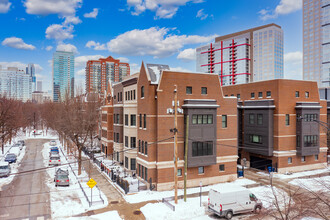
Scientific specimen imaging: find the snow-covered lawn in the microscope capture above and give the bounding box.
[42,140,108,219]
[249,185,288,209]
[289,176,330,192]
[257,167,330,180]
[61,211,122,220]
[124,178,256,204]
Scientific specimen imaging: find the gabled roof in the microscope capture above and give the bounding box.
[145,63,170,85]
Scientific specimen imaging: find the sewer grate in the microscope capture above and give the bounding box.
[133,210,142,215]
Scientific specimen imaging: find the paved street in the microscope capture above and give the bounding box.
[0,139,51,220]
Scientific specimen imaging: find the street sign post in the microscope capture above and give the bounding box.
[87,178,97,206]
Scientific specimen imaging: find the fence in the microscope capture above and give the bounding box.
[162,197,175,211]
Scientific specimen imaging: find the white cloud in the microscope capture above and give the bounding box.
[56,43,78,54]
[84,8,98,18]
[63,15,81,25]
[1,37,36,50]
[259,0,302,21]
[45,46,53,51]
[0,61,43,72]
[76,68,85,76]
[127,0,204,19]
[46,24,74,41]
[284,51,302,80]
[75,55,103,68]
[118,57,129,63]
[107,27,216,58]
[24,0,82,16]
[177,48,196,61]
[0,0,11,13]
[129,63,140,74]
[196,9,208,20]
[171,66,193,72]
[85,40,106,50]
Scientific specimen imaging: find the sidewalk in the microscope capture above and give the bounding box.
[79,157,156,220]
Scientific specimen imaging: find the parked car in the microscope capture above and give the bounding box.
[5,153,17,163]
[49,155,61,166]
[12,143,23,150]
[17,140,25,146]
[50,147,59,155]
[49,140,57,146]
[0,162,11,177]
[208,186,262,219]
[54,168,69,187]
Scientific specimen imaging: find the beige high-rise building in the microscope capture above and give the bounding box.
[303,0,330,87]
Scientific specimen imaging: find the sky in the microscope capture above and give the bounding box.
[0,0,303,92]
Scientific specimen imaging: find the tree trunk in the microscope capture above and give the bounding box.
[78,147,82,175]
[1,137,4,155]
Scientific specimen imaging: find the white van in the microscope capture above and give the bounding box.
[208,185,262,219]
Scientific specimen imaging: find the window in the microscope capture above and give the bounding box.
[141,86,144,98]
[222,115,227,128]
[304,135,318,146]
[186,86,192,94]
[116,152,119,162]
[249,114,255,124]
[198,166,204,174]
[258,92,263,98]
[237,94,240,99]
[125,136,128,147]
[120,92,122,101]
[288,157,292,164]
[304,114,317,122]
[315,155,318,161]
[297,135,300,147]
[125,91,127,100]
[145,167,148,180]
[192,141,213,156]
[139,114,142,127]
[301,156,306,162]
[130,137,136,148]
[143,114,146,128]
[266,91,271,97]
[177,169,182,176]
[305,91,309,98]
[117,93,119,101]
[295,91,299,97]
[131,115,136,126]
[125,157,128,169]
[285,114,290,125]
[130,90,133,100]
[250,135,262,144]
[192,114,213,124]
[131,158,136,170]
[219,164,225,172]
[116,133,119,142]
[141,165,144,179]
[138,164,141,175]
[125,114,129,126]
[251,92,255,98]
[117,114,119,124]
[138,140,141,152]
[145,141,148,155]
[141,141,144,154]
[201,87,207,94]
[257,114,263,125]
[128,90,131,100]
[113,132,116,142]
[133,90,136,100]
[113,114,116,124]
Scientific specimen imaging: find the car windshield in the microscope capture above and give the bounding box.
[0,165,9,169]
[57,174,68,180]
[6,154,15,158]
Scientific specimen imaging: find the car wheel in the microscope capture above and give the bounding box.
[254,206,262,214]
[225,211,233,220]
[55,184,57,187]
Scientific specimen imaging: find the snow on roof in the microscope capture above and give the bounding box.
[210,183,247,193]
[146,63,170,84]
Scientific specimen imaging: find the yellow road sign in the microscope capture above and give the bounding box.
[87,178,97,188]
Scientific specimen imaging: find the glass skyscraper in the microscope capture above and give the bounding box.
[196,24,283,86]
[52,51,74,102]
[26,63,36,92]
[303,0,330,87]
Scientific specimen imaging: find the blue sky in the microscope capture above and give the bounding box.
[0,0,303,92]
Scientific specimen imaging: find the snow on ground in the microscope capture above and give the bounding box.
[61,210,122,220]
[41,140,108,219]
[124,178,256,204]
[141,196,208,220]
[289,176,330,192]
[249,185,288,209]
[257,167,329,180]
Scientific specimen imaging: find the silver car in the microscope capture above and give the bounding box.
[0,162,11,177]
[49,140,57,146]
[49,155,61,166]
[54,168,69,187]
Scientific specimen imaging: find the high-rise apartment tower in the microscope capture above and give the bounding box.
[196,23,284,86]
[85,56,130,95]
[52,51,74,102]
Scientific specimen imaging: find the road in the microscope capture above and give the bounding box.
[0,139,51,220]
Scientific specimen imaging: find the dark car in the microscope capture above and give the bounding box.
[54,168,69,187]
[17,140,25,146]
[5,153,17,163]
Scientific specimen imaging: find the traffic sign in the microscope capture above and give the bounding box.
[87,178,97,188]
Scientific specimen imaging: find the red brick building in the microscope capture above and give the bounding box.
[86,56,130,95]
[222,79,328,173]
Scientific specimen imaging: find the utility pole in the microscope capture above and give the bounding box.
[184,115,189,202]
[174,85,178,204]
